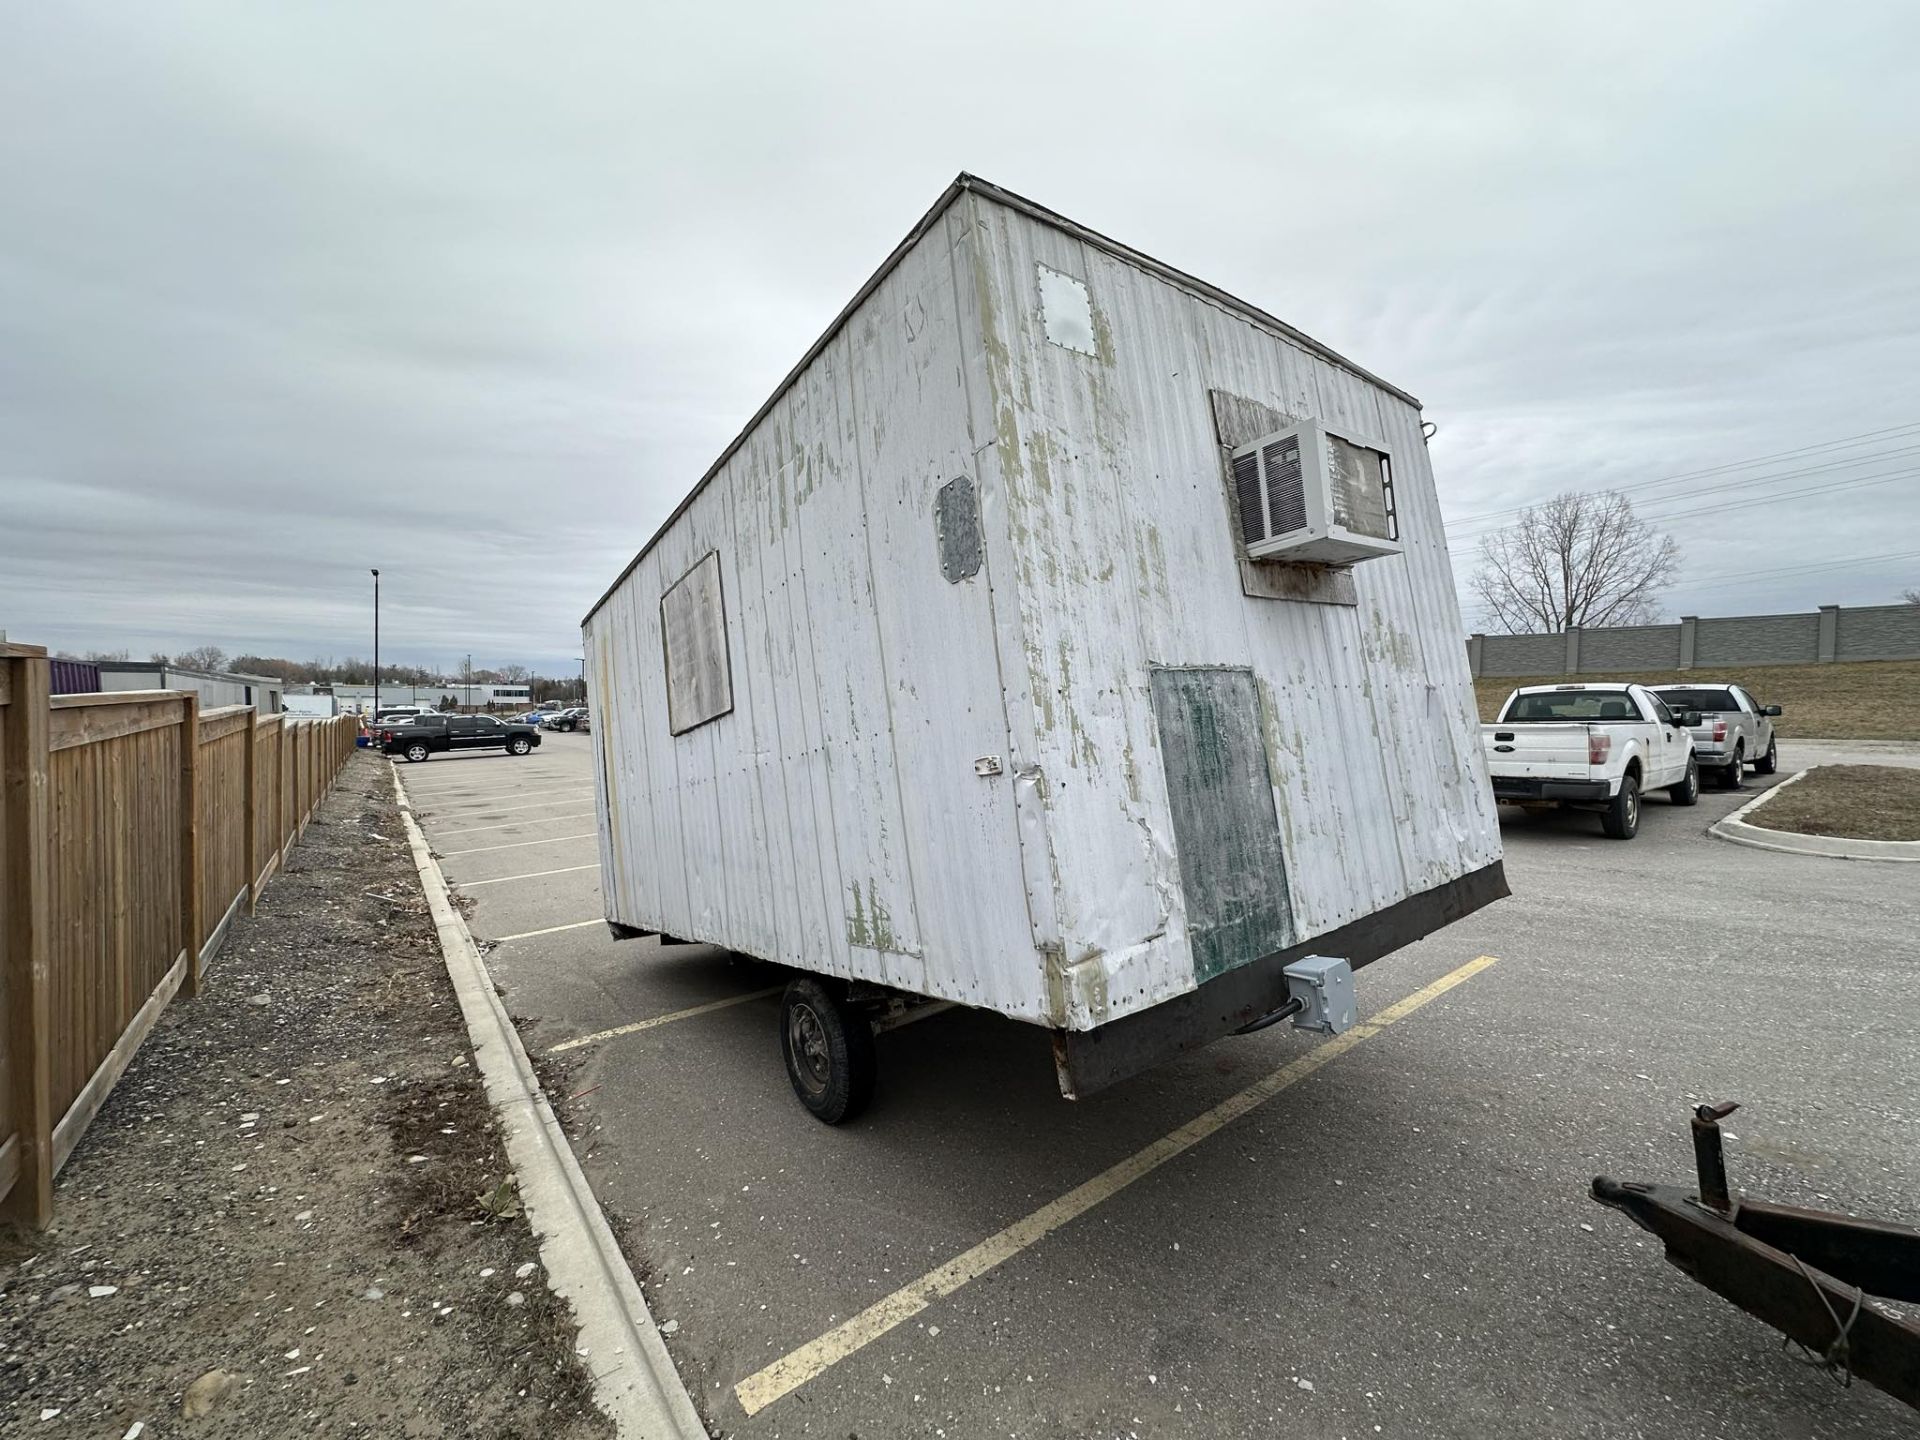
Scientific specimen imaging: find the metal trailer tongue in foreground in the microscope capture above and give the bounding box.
[582,174,1507,1122]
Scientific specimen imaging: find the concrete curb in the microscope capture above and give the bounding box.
[1709,766,1920,862]
[389,763,710,1439]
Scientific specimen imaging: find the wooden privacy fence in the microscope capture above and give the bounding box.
[1,643,359,1224]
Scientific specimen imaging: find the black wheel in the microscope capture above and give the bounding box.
[1602,775,1640,839]
[1669,756,1699,806]
[1721,743,1745,789]
[405,742,430,763]
[780,978,876,1125]
[508,737,531,755]
[1755,736,1778,775]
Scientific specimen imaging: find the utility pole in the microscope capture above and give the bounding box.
[465,653,472,712]
[370,569,380,718]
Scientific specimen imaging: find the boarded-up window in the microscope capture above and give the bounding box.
[660,551,733,735]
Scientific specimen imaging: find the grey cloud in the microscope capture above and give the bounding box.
[4,0,1918,672]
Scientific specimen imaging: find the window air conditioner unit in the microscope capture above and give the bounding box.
[1230,421,1401,564]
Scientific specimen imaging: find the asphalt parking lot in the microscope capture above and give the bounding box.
[396,735,1919,1439]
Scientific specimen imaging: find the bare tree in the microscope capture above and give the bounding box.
[497,663,532,683]
[174,644,228,673]
[1903,588,1919,605]
[1469,490,1680,634]
[80,648,130,663]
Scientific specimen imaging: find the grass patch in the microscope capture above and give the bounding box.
[1473,659,1920,741]
[1748,765,1920,842]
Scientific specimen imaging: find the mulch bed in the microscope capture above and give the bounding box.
[0,753,613,1439]
[1749,764,1920,842]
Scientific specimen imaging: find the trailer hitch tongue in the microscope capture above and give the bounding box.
[1691,1100,1741,1213]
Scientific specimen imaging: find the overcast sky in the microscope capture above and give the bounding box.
[4,1,1916,673]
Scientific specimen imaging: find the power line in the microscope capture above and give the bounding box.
[1668,545,1920,591]
[1446,463,1920,552]
[1625,466,1919,526]
[1665,557,1920,601]
[1445,441,1920,540]
[1441,420,1920,530]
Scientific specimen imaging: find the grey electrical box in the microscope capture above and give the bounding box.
[1283,956,1356,1035]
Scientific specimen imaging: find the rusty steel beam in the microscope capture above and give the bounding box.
[1593,1101,1920,1412]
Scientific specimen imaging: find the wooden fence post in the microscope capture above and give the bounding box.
[2,647,54,1226]
[276,716,287,865]
[179,693,203,997]
[244,707,260,915]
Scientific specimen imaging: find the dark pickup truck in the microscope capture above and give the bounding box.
[381,714,541,762]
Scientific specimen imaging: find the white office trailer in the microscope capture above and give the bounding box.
[583,176,1505,1121]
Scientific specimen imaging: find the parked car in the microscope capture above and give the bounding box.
[372,705,439,726]
[1647,683,1780,787]
[544,706,588,732]
[1481,683,1700,839]
[381,714,541,762]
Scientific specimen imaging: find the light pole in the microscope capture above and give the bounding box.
[465,653,472,711]
[371,568,381,718]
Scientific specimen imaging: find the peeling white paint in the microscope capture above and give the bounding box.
[585,185,1501,1035]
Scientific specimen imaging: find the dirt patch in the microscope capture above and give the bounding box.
[0,754,612,1439]
[1475,659,1920,741]
[1748,764,1920,841]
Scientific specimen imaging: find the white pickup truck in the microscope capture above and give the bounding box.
[1481,683,1701,839]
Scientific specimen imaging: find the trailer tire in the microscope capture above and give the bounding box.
[780,978,876,1125]
[1668,756,1699,806]
[1602,775,1640,839]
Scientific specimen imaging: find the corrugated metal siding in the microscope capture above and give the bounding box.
[1579,625,1681,673]
[585,206,1047,1020]
[966,195,1500,1028]
[49,659,101,695]
[588,191,1500,1033]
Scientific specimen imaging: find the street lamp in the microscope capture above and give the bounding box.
[371,569,380,719]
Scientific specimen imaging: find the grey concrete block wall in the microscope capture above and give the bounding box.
[1578,625,1683,674]
[1836,603,1920,662]
[1694,612,1820,666]
[1478,632,1566,676]
[1469,603,1920,676]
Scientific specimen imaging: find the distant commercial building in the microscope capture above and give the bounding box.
[95,661,283,712]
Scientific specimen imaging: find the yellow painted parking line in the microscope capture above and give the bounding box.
[459,862,601,888]
[440,832,598,857]
[732,954,1500,1418]
[491,917,605,943]
[549,986,784,1054]
[433,811,595,838]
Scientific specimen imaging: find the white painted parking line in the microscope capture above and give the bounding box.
[440,832,598,857]
[433,811,596,838]
[732,955,1501,1418]
[548,986,785,1054]
[459,863,601,888]
[491,918,606,943]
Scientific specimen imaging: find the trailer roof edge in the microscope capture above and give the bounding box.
[582,173,1422,627]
